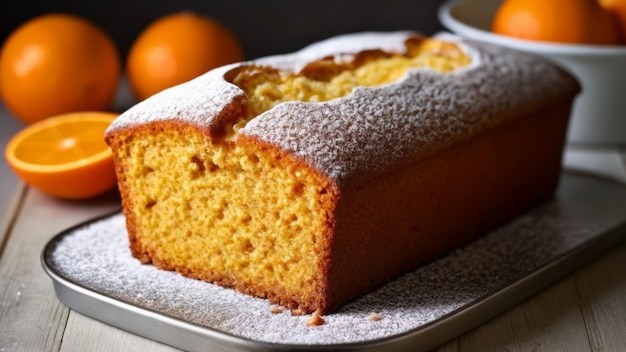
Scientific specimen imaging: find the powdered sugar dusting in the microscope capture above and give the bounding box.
[106,31,578,187]
[106,65,246,132]
[47,198,602,346]
[105,32,413,134]
[241,36,577,185]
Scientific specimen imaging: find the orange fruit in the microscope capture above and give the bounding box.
[4,111,118,199]
[127,11,245,101]
[0,13,121,124]
[492,0,620,45]
[600,0,626,42]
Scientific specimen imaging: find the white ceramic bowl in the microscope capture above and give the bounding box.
[438,0,626,145]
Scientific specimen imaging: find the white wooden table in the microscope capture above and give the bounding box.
[1,99,626,351]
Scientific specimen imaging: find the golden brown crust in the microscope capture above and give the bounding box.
[322,98,572,313]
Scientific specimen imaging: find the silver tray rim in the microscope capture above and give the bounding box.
[41,171,626,352]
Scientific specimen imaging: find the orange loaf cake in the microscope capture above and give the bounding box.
[105,32,580,315]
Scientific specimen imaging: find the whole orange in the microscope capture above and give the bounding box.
[599,0,626,42]
[0,13,121,124]
[126,11,245,101]
[492,0,620,45]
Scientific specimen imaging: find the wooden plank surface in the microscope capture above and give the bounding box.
[447,278,590,351]
[574,243,626,352]
[61,312,180,352]
[0,109,24,250]
[0,188,121,351]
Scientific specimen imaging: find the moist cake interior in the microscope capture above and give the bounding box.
[116,37,472,311]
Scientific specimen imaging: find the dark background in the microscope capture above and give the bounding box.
[1,1,448,61]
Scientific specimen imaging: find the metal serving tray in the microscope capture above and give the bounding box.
[42,172,626,352]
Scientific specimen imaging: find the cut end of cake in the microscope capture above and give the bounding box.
[107,121,338,313]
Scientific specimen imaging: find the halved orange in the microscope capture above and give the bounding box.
[4,111,118,199]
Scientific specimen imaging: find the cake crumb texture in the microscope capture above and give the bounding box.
[306,310,326,327]
[369,313,383,322]
[110,123,333,312]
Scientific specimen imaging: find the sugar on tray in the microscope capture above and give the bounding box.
[48,199,599,346]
